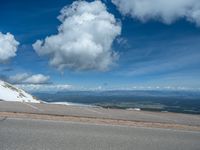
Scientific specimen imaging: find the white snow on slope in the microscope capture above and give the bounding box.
[0,80,40,103]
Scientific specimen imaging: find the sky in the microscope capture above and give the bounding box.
[0,0,200,92]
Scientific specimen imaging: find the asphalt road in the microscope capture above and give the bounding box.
[0,118,200,150]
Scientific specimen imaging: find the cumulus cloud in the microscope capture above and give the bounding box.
[17,84,72,92]
[0,32,19,62]
[112,0,200,25]
[33,0,121,71]
[9,73,50,84]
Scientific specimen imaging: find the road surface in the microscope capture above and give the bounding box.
[0,117,200,150]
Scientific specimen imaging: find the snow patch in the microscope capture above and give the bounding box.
[127,108,141,111]
[0,80,40,103]
[49,102,94,107]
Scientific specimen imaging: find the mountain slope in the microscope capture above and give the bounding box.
[0,80,40,103]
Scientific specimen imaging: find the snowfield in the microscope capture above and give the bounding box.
[0,80,40,103]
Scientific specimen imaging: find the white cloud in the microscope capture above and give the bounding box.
[0,32,19,62]
[33,0,121,71]
[9,73,29,83]
[23,74,50,84]
[9,73,50,84]
[112,0,200,25]
[17,84,72,92]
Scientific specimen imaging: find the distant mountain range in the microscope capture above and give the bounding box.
[34,90,200,100]
[33,90,200,114]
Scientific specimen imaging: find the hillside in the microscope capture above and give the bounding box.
[0,80,40,103]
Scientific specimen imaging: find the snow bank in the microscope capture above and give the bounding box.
[0,80,40,103]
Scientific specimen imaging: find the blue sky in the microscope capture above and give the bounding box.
[0,0,200,91]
